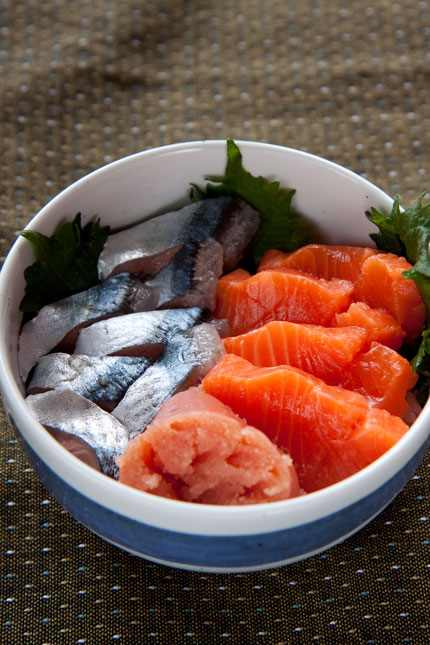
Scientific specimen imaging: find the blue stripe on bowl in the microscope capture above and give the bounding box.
[13,424,430,571]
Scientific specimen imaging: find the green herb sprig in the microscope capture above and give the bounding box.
[19,213,109,319]
[366,192,430,401]
[190,139,309,265]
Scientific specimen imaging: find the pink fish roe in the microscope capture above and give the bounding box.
[116,387,300,505]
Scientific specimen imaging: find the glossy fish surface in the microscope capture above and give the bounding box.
[112,323,226,436]
[25,390,130,477]
[211,196,259,272]
[146,238,224,310]
[74,307,203,358]
[145,197,259,310]
[18,273,158,383]
[27,353,152,411]
[98,195,259,283]
[98,202,197,280]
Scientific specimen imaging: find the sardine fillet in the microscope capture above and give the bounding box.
[18,273,158,382]
[112,323,225,436]
[25,390,130,477]
[74,307,203,358]
[27,353,152,411]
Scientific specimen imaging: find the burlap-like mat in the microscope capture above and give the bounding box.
[1,2,429,643]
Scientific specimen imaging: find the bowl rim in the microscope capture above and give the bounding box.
[1,139,429,536]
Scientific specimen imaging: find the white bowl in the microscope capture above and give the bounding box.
[1,140,429,573]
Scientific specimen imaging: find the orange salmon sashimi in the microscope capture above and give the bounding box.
[259,244,425,343]
[333,302,405,350]
[223,322,417,416]
[342,343,418,418]
[223,320,369,385]
[354,253,426,342]
[116,387,301,504]
[202,354,409,493]
[214,268,354,336]
[258,244,380,282]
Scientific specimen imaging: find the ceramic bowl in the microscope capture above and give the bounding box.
[0,140,429,573]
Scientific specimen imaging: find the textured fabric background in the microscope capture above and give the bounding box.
[1,1,429,643]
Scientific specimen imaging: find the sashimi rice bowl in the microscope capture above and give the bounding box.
[0,139,429,573]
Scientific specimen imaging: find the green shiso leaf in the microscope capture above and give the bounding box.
[19,213,109,318]
[190,139,309,265]
[366,195,406,257]
[367,192,430,398]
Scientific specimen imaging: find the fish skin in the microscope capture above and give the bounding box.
[98,194,259,288]
[74,307,203,358]
[144,196,260,310]
[146,238,224,310]
[97,196,237,280]
[25,390,130,477]
[97,203,199,281]
[18,273,159,383]
[27,353,152,411]
[175,195,259,273]
[112,323,226,437]
[211,197,259,272]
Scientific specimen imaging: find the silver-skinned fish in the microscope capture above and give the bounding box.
[211,197,260,272]
[18,273,159,383]
[25,390,130,477]
[27,353,152,411]
[146,238,224,311]
[98,203,196,280]
[145,197,259,310]
[97,196,259,282]
[112,323,226,437]
[74,307,203,358]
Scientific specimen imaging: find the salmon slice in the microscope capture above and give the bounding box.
[333,302,405,350]
[116,387,301,504]
[214,268,353,336]
[202,354,409,493]
[342,343,418,417]
[258,245,380,281]
[259,244,425,343]
[223,322,416,415]
[223,321,368,385]
[354,253,425,342]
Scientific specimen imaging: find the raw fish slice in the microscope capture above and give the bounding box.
[223,321,416,416]
[146,238,224,311]
[341,343,418,417]
[223,321,368,384]
[208,316,231,338]
[98,195,259,280]
[210,198,260,272]
[215,268,353,336]
[112,323,225,437]
[27,353,152,411]
[259,244,425,343]
[98,202,197,280]
[202,354,409,493]
[25,390,130,477]
[144,196,259,310]
[18,273,158,382]
[333,302,405,350]
[74,307,203,358]
[117,388,301,504]
[258,244,380,281]
[46,428,102,472]
[354,253,425,342]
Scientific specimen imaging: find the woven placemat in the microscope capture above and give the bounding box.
[1,1,429,643]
